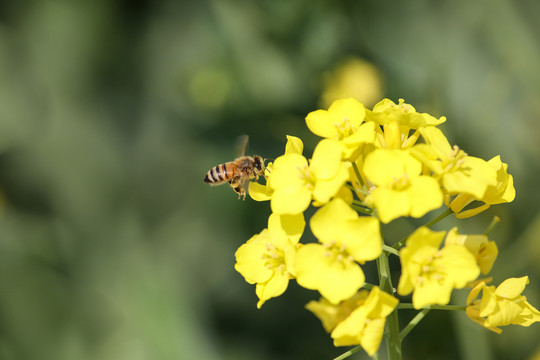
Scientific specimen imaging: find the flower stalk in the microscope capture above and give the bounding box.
[377,252,402,360]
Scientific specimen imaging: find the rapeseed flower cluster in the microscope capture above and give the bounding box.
[231,98,535,358]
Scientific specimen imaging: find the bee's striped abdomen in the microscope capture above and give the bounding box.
[204,162,235,184]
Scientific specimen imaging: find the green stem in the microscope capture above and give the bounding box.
[333,346,363,360]
[397,303,466,311]
[422,208,453,228]
[352,199,368,206]
[351,162,365,188]
[351,203,374,215]
[345,183,361,192]
[484,216,500,236]
[361,282,376,290]
[400,309,430,341]
[391,208,453,249]
[377,253,402,360]
[382,245,400,257]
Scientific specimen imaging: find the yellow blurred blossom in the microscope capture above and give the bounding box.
[466,277,540,333]
[320,58,383,109]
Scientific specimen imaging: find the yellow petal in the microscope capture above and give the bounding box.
[479,285,498,317]
[312,164,350,204]
[495,276,529,299]
[484,299,523,327]
[306,109,337,139]
[363,149,421,186]
[255,270,290,308]
[305,298,341,333]
[467,281,486,305]
[397,266,415,296]
[327,98,366,129]
[331,307,368,339]
[341,121,377,157]
[383,121,401,150]
[407,176,443,218]
[420,126,453,162]
[295,244,365,304]
[341,218,382,262]
[478,241,498,275]
[438,245,480,288]
[234,232,273,283]
[369,187,410,223]
[412,279,453,308]
[483,156,516,204]
[268,212,305,244]
[285,135,304,155]
[248,181,272,201]
[443,157,497,198]
[406,227,446,251]
[359,318,386,355]
[367,287,399,318]
[271,185,311,215]
[310,198,356,242]
[310,139,343,180]
[270,154,308,189]
[333,186,353,205]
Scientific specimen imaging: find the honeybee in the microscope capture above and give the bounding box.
[204,136,266,200]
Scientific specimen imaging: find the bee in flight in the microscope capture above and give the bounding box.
[203,136,266,200]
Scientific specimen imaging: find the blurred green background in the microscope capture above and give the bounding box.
[0,0,539,359]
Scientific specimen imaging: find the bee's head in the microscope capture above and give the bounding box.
[253,156,265,175]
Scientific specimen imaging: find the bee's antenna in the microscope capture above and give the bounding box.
[263,158,275,163]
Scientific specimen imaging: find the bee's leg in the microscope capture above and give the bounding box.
[229,176,246,200]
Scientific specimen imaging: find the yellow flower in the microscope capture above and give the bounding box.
[366,99,446,150]
[305,292,367,333]
[320,58,383,109]
[466,277,540,334]
[415,126,497,199]
[363,149,443,223]
[306,98,376,159]
[444,227,498,275]
[270,139,349,214]
[294,198,382,304]
[448,156,516,218]
[306,287,398,355]
[366,98,446,128]
[249,135,303,201]
[397,227,480,309]
[330,287,399,355]
[234,213,305,308]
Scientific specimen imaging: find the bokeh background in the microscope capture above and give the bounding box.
[0,0,539,359]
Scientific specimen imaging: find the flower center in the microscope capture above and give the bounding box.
[323,242,354,266]
[443,145,468,173]
[334,118,358,140]
[395,98,412,113]
[262,243,286,272]
[297,165,316,190]
[390,173,411,191]
[417,253,446,286]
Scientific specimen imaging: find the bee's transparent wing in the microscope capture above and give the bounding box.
[235,134,249,157]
